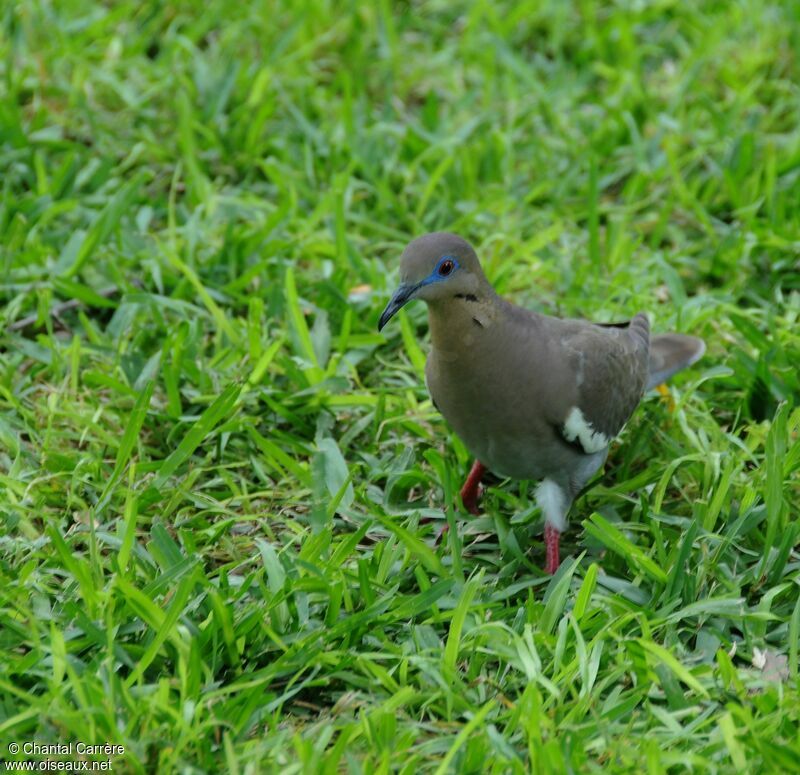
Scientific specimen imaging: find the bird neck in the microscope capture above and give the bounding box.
[426,289,498,356]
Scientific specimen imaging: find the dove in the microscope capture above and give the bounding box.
[378,232,704,573]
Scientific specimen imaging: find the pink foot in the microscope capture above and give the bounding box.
[460,460,487,515]
[545,524,561,574]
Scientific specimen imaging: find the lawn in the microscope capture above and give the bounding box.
[1,0,800,772]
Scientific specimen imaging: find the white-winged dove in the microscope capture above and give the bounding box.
[378,232,705,573]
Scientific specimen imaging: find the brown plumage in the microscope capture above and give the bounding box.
[379,232,705,573]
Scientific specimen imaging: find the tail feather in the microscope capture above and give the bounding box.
[646,333,705,390]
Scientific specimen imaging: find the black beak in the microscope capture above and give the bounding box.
[378,282,417,331]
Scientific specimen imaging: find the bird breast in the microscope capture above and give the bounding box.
[425,338,575,481]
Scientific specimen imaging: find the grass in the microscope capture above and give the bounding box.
[1,0,799,772]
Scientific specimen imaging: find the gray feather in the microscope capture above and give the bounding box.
[646,334,705,390]
[559,313,650,444]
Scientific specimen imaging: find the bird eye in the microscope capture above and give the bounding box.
[438,259,455,277]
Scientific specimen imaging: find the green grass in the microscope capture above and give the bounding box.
[1,1,800,772]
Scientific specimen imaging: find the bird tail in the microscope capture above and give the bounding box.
[646,333,705,390]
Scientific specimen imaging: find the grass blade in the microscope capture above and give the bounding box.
[444,575,480,673]
[638,638,709,698]
[152,382,242,489]
[583,513,668,584]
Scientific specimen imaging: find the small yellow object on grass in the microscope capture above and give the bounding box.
[656,383,675,411]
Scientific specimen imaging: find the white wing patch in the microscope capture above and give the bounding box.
[562,406,610,454]
[535,479,568,531]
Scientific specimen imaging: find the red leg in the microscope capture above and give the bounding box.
[544,523,561,574]
[460,460,487,515]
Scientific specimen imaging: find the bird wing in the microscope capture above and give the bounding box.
[554,313,650,454]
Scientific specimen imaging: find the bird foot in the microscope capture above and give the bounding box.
[544,523,561,574]
[460,486,482,515]
[459,460,487,515]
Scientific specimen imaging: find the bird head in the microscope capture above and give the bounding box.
[378,232,487,330]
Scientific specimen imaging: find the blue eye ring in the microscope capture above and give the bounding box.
[436,255,458,277]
